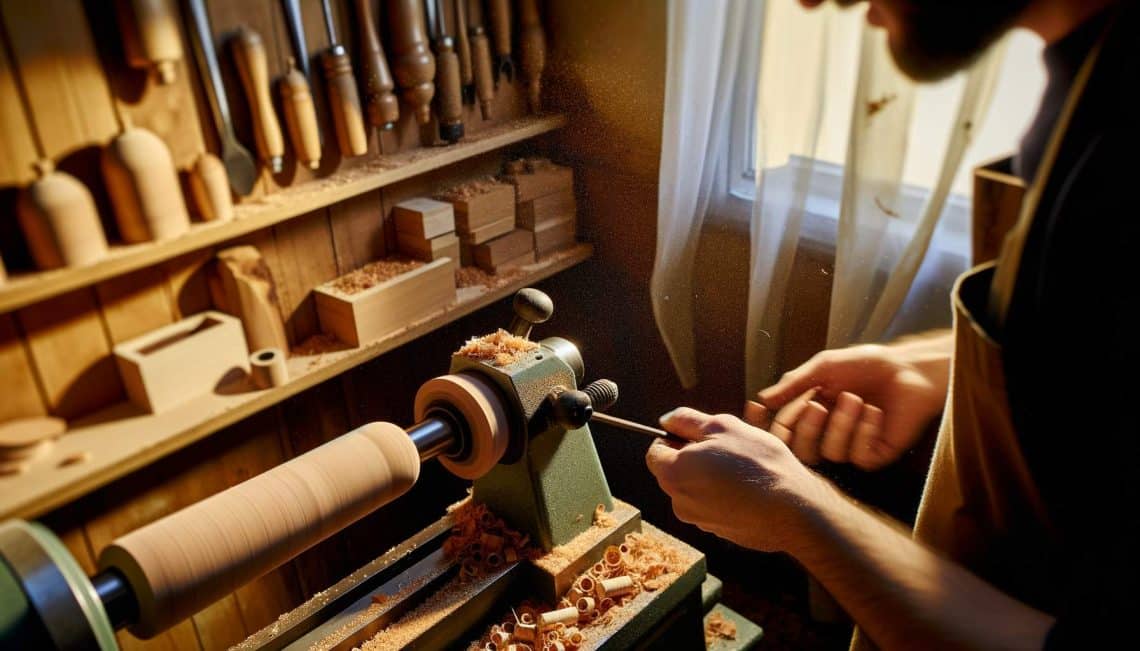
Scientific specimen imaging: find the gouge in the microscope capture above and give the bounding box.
[465,0,494,119]
[425,0,463,142]
[517,0,545,113]
[232,26,285,173]
[454,0,474,103]
[486,0,512,82]
[186,0,258,195]
[354,0,400,130]
[319,0,369,156]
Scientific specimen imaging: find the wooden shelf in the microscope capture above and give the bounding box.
[0,115,567,314]
[0,244,592,520]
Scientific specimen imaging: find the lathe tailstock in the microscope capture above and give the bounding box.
[1,289,759,650]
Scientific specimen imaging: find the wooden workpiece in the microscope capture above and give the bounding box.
[534,215,578,257]
[102,126,192,242]
[518,188,577,229]
[393,197,456,239]
[17,161,109,270]
[188,152,234,222]
[398,232,461,268]
[315,257,457,347]
[113,311,250,413]
[473,229,534,272]
[438,179,516,231]
[116,0,184,84]
[213,246,290,354]
[249,348,289,389]
[503,158,575,202]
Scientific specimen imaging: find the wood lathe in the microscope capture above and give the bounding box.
[0,289,734,650]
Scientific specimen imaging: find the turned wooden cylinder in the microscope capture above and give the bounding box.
[249,347,288,388]
[321,49,370,157]
[387,0,436,125]
[188,152,233,222]
[102,127,191,242]
[279,63,322,169]
[17,162,108,269]
[99,421,420,638]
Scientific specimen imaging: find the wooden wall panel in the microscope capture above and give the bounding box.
[17,290,123,419]
[0,0,119,158]
[269,211,340,345]
[96,268,177,343]
[0,20,38,186]
[163,250,216,319]
[0,314,46,421]
[329,190,385,273]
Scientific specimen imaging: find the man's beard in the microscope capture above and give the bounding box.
[835,0,1032,81]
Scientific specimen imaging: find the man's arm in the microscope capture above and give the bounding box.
[646,408,1053,651]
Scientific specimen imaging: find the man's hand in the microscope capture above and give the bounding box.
[644,407,828,552]
[747,335,952,470]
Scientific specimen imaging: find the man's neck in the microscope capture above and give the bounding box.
[1019,0,1118,43]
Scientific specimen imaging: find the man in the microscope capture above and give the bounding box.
[646,0,1139,648]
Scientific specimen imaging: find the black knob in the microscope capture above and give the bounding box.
[582,379,619,413]
[549,389,593,430]
[508,288,553,339]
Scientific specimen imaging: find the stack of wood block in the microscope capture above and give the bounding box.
[393,198,461,270]
[438,179,536,274]
[502,158,577,258]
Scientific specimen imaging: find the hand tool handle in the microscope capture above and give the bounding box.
[388,0,436,125]
[280,0,311,78]
[454,0,473,87]
[517,0,545,113]
[354,0,400,128]
[186,0,236,141]
[468,9,494,118]
[486,0,511,60]
[434,41,463,141]
[279,60,322,168]
[232,27,285,172]
[321,47,370,156]
[120,0,184,84]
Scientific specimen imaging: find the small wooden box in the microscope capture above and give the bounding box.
[113,311,250,413]
[534,216,577,257]
[458,215,514,245]
[398,232,461,270]
[518,188,576,229]
[474,229,535,272]
[442,183,515,231]
[503,160,574,203]
[314,259,456,347]
[393,198,455,239]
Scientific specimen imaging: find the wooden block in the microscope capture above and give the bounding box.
[314,258,456,347]
[113,311,250,413]
[393,198,455,239]
[474,229,535,272]
[534,215,578,257]
[502,159,574,203]
[215,245,291,354]
[398,231,460,266]
[486,250,536,275]
[459,215,514,245]
[441,183,516,231]
[517,188,577,230]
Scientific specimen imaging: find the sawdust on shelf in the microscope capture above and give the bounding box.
[705,610,738,645]
[456,329,538,367]
[325,258,425,296]
[436,176,513,201]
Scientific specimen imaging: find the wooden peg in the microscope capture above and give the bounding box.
[279,59,322,170]
[388,0,436,125]
[117,0,184,84]
[17,160,108,269]
[188,152,233,222]
[232,26,285,173]
[102,127,191,242]
[354,0,400,129]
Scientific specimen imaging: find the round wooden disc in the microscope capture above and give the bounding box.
[414,373,510,480]
[0,417,65,450]
[0,438,53,462]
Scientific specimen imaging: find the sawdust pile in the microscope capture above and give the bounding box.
[437,176,512,201]
[326,258,424,295]
[443,498,539,583]
[705,611,738,645]
[456,329,538,366]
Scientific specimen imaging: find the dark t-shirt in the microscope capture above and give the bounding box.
[1002,2,1139,647]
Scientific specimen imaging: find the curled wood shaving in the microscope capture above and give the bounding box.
[325,258,424,295]
[456,329,538,366]
[443,498,538,583]
[705,611,738,645]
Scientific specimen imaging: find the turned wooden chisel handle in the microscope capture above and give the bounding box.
[517,0,545,113]
[388,0,436,125]
[119,0,184,84]
[466,0,494,119]
[232,26,285,173]
[279,59,322,169]
[486,0,512,80]
[319,0,369,157]
[354,0,399,129]
[454,0,473,89]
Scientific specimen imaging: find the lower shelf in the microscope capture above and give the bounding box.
[0,244,593,520]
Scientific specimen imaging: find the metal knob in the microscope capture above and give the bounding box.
[507,288,553,339]
[548,389,593,430]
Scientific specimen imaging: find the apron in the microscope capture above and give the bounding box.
[851,26,1107,651]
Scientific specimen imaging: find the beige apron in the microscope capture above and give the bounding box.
[852,31,1105,650]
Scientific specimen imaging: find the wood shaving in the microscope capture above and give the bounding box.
[291,334,344,356]
[442,497,539,583]
[705,611,738,645]
[504,157,558,175]
[592,503,615,528]
[325,258,424,295]
[436,176,513,201]
[456,329,538,366]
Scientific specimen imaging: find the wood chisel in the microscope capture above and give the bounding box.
[486,0,513,82]
[590,412,688,445]
[453,0,473,103]
[279,0,323,168]
[425,0,463,142]
[517,0,545,113]
[465,0,494,119]
[388,0,436,125]
[319,0,369,157]
[232,27,285,173]
[354,0,400,130]
[280,0,312,79]
[185,0,258,195]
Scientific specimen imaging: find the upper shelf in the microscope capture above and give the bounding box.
[0,115,567,314]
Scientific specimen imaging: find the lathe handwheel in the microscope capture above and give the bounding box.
[414,373,511,479]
